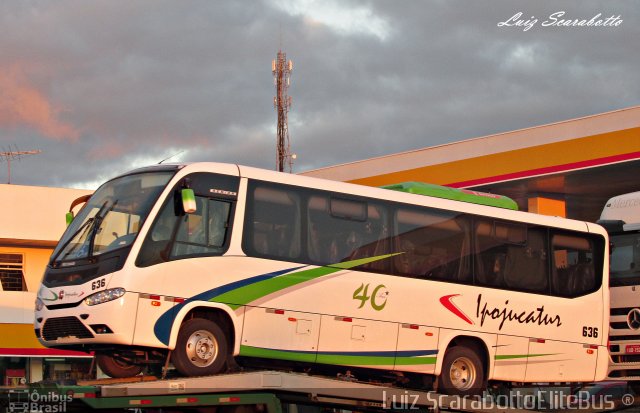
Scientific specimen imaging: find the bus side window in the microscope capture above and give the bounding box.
[394,208,470,282]
[474,220,547,292]
[551,234,597,297]
[307,196,331,263]
[136,194,179,267]
[246,184,301,260]
[503,228,548,293]
[345,205,390,271]
[170,197,231,257]
[474,219,506,287]
[307,196,389,270]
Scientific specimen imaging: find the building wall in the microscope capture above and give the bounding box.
[0,184,90,246]
[0,185,93,385]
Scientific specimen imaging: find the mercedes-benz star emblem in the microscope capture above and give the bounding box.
[627,308,640,330]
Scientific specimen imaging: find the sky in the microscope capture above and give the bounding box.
[0,0,638,189]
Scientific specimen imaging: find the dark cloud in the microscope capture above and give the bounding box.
[0,0,637,187]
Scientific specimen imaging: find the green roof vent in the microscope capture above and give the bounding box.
[381,182,518,210]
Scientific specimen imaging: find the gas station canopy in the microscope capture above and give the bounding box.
[302,106,640,222]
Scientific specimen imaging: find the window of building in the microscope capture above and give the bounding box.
[0,253,26,291]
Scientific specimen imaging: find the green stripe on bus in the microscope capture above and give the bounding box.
[393,356,437,366]
[316,353,396,366]
[240,345,436,366]
[240,345,317,363]
[214,254,400,309]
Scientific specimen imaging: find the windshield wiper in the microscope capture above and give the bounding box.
[52,201,110,264]
[52,216,96,264]
[88,200,118,258]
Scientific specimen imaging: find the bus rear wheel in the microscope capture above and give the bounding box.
[438,345,485,396]
[172,318,228,377]
[96,353,142,378]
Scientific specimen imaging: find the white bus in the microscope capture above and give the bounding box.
[35,163,609,395]
[598,191,640,389]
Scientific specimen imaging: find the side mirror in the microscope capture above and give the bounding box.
[181,188,196,214]
[65,212,74,226]
[66,194,91,227]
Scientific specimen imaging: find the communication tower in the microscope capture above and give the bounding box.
[0,146,42,184]
[272,50,294,172]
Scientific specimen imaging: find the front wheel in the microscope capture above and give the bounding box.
[96,353,142,378]
[438,345,485,396]
[172,318,229,377]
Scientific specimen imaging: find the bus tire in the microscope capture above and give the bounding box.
[172,318,228,377]
[96,353,142,378]
[438,345,485,396]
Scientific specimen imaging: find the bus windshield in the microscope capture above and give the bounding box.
[52,171,174,263]
[609,232,640,287]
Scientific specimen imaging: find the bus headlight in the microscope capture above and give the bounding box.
[35,297,44,312]
[84,288,126,306]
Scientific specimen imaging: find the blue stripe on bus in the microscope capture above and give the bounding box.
[153,265,306,345]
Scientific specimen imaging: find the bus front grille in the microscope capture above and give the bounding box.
[611,321,632,330]
[611,307,637,316]
[42,316,94,341]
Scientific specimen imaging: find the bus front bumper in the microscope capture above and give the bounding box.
[35,291,139,348]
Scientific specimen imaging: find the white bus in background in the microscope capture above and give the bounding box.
[34,162,609,396]
[598,191,640,390]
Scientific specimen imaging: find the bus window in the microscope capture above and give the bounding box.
[502,227,548,293]
[475,220,548,293]
[245,183,301,260]
[475,220,505,287]
[394,208,471,282]
[609,233,640,287]
[551,234,598,297]
[172,198,231,257]
[307,194,389,271]
[136,173,238,267]
[136,196,176,267]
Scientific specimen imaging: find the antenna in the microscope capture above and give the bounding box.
[0,146,42,184]
[158,150,185,164]
[272,49,295,173]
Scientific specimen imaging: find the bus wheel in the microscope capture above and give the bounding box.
[438,346,485,396]
[172,318,228,376]
[96,353,142,378]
